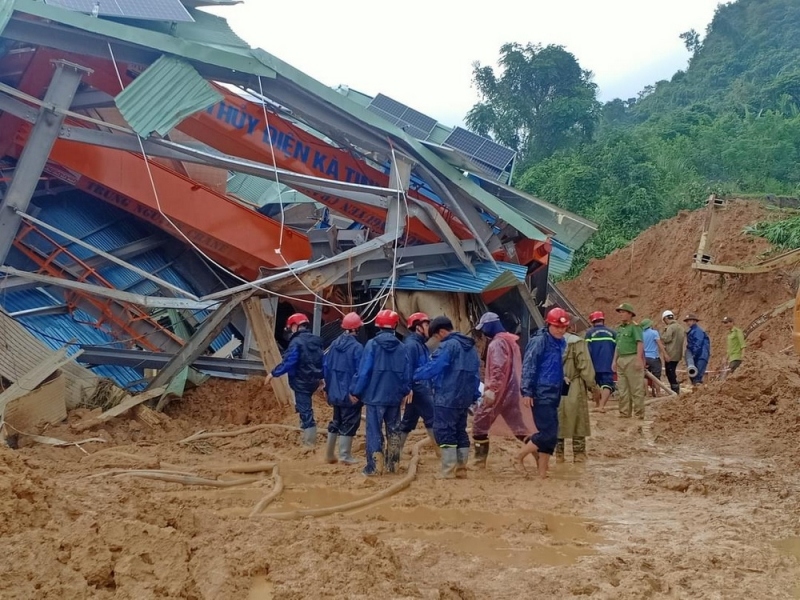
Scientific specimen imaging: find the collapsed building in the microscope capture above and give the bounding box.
[0,0,595,410]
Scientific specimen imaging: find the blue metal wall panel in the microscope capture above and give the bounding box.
[370,261,528,293]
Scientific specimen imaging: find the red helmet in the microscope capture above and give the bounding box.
[286,313,309,328]
[545,307,570,326]
[341,312,363,330]
[406,312,430,329]
[589,311,605,323]
[375,309,400,328]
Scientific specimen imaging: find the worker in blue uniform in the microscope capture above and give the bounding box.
[584,310,617,413]
[515,307,569,478]
[264,312,324,447]
[684,313,711,385]
[350,309,411,476]
[398,312,439,456]
[414,316,481,479]
[323,312,364,465]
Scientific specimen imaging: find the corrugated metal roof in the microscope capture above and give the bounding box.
[549,238,575,278]
[370,261,528,294]
[115,55,223,137]
[227,172,315,206]
[132,7,250,49]
[0,0,13,36]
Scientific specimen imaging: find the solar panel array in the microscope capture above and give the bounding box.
[366,94,438,140]
[443,126,516,174]
[44,0,195,22]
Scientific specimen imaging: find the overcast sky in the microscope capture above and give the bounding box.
[207,1,721,127]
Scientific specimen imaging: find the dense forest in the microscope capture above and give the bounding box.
[467,0,800,275]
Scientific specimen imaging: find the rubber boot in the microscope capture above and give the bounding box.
[555,439,566,463]
[325,432,338,463]
[455,448,469,479]
[398,431,410,455]
[573,437,587,463]
[301,426,317,447]
[426,428,441,457]
[670,384,680,395]
[437,448,457,479]
[338,436,359,465]
[385,433,402,474]
[473,439,489,469]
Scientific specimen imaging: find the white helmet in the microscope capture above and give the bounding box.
[662,310,675,320]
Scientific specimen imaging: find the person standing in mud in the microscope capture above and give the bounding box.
[641,318,668,397]
[265,313,324,447]
[722,316,745,377]
[684,313,711,385]
[557,328,596,463]
[471,312,527,469]
[349,309,411,477]
[613,303,646,419]
[515,308,569,478]
[323,312,364,465]
[584,311,616,413]
[661,310,684,394]
[414,316,481,479]
[398,312,438,456]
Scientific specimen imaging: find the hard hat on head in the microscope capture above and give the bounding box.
[286,313,309,328]
[641,318,653,329]
[683,313,700,322]
[428,315,454,336]
[588,311,605,323]
[662,310,675,320]
[341,312,363,330]
[406,312,430,329]
[545,307,570,326]
[475,312,500,331]
[375,309,400,329]
[615,303,636,317]
[722,316,733,324]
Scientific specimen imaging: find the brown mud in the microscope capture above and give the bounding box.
[2,200,800,598]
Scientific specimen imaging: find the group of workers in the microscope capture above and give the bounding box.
[265,302,746,479]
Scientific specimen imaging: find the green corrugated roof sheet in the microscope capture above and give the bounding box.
[227,172,315,206]
[128,8,250,49]
[115,55,222,137]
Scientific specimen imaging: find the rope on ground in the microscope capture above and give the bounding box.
[255,437,429,520]
[177,424,300,444]
[88,469,264,487]
[249,465,283,517]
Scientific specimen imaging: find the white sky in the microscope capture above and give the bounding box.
[207,0,721,127]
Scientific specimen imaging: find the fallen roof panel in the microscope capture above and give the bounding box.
[370,261,528,294]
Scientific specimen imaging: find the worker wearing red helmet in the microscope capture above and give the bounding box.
[584,310,617,413]
[414,315,481,479]
[514,307,569,478]
[398,312,438,456]
[350,309,412,476]
[322,312,364,465]
[264,312,324,447]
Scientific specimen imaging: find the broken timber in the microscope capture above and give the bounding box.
[0,345,79,419]
[71,387,166,433]
[243,297,293,405]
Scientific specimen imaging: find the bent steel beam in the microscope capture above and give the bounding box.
[0,59,90,264]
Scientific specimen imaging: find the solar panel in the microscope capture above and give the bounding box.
[443,126,516,173]
[44,0,195,22]
[367,93,437,140]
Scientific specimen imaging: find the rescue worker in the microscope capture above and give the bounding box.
[557,328,596,463]
[612,303,646,419]
[323,312,364,465]
[350,309,411,476]
[584,311,616,413]
[471,312,527,468]
[641,318,667,397]
[661,310,684,394]
[414,315,481,479]
[684,313,711,385]
[722,316,745,375]
[515,307,569,478]
[264,313,324,446]
[399,312,438,455]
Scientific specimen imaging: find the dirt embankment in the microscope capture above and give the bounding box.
[561,200,796,354]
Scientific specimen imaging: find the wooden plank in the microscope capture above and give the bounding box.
[243,297,293,406]
[4,373,66,432]
[0,346,79,418]
[71,387,166,432]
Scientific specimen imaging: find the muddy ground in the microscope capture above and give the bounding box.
[1,372,799,600]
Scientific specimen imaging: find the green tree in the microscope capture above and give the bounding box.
[465,43,600,164]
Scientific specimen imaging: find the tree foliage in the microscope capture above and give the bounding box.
[491,0,800,276]
[465,43,600,164]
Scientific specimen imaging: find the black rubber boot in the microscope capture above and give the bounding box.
[473,439,489,468]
